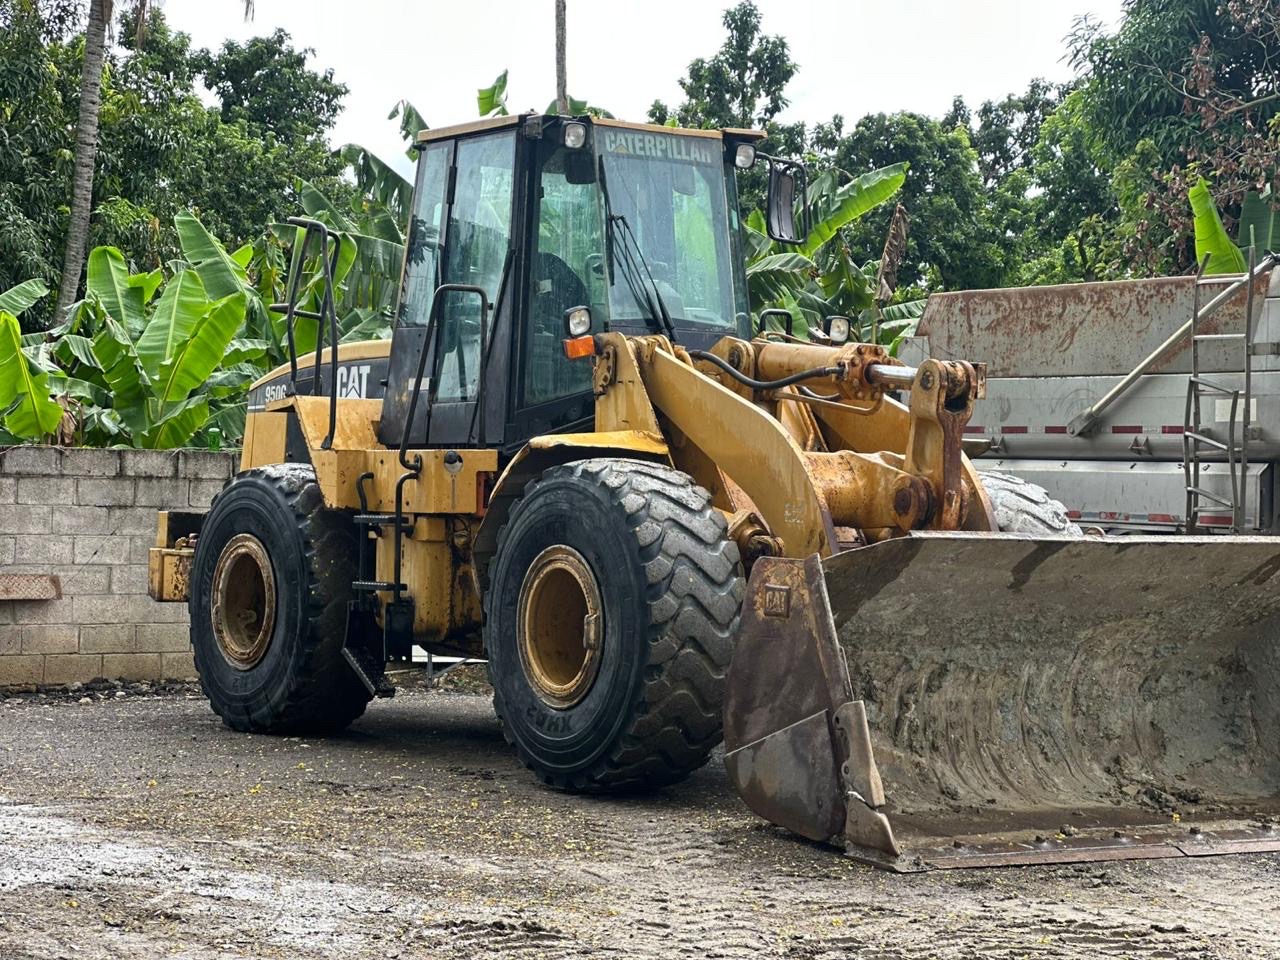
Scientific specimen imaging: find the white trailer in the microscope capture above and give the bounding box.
[901,254,1280,533]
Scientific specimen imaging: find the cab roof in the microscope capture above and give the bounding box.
[414,113,766,145]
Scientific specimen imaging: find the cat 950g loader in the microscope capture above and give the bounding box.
[150,112,1280,870]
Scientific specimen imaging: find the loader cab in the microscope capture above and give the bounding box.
[377,114,759,454]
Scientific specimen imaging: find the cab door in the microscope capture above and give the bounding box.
[379,129,518,449]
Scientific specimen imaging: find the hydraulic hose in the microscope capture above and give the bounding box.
[689,349,842,391]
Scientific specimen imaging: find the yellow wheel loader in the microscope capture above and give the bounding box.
[150,113,1280,870]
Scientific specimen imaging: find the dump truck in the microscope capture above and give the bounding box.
[149,112,1280,870]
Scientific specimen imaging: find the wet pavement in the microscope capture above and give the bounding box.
[1,685,1278,958]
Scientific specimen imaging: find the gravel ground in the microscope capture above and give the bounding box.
[1,684,1278,959]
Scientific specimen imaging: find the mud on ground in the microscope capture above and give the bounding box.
[1,685,1278,959]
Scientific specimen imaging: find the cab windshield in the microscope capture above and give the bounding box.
[597,128,748,332]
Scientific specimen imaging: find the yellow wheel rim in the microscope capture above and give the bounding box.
[211,533,277,671]
[517,545,604,709]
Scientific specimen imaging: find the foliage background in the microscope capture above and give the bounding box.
[1,0,1277,447]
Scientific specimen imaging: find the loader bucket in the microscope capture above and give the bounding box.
[724,533,1280,870]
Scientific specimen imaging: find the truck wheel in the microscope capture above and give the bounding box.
[980,470,1083,537]
[485,458,743,791]
[189,464,372,734]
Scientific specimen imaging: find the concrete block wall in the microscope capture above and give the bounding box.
[0,446,239,689]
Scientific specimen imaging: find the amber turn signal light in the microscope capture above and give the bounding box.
[562,335,595,360]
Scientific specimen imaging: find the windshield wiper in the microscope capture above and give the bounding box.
[599,159,677,343]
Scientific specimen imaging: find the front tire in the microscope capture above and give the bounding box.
[189,464,372,734]
[485,458,744,791]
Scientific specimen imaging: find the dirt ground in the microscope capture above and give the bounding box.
[1,682,1278,959]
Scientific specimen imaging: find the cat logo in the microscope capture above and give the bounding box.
[336,364,371,399]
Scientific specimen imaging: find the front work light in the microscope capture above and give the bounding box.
[563,122,587,149]
[824,315,851,345]
[734,143,757,169]
[564,305,592,337]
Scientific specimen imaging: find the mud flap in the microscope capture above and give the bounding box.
[724,533,1280,870]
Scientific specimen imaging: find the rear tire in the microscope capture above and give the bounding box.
[189,464,372,734]
[980,470,1083,537]
[484,458,744,791]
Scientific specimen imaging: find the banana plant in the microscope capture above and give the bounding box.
[1190,179,1279,275]
[745,161,925,345]
[2,221,253,448]
[0,280,64,440]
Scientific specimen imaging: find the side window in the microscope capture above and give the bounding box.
[436,133,516,402]
[524,146,604,406]
[398,143,449,327]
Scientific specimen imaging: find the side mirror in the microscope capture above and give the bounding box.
[764,157,808,245]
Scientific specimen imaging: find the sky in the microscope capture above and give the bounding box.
[163,0,1124,172]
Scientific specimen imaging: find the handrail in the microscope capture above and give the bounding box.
[268,216,344,450]
[396,282,491,470]
[1067,253,1278,437]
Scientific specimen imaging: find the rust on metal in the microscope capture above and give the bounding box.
[918,272,1273,379]
[0,574,61,602]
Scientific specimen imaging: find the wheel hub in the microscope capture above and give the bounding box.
[517,545,603,709]
[211,533,277,671]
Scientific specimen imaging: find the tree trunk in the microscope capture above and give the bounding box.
[555,0,568,115]
[54,0,113,322]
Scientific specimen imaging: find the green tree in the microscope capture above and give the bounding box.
[825,112,1014,291]
[1069,0,1280,271]
[191,29,346,144]
[648,1,796,130]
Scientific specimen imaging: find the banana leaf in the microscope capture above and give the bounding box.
[0,279,50,316]
[0,311,63,438]
[1238,190,1277,254]
[136,269,209,383]
[1189,178,1247,275]
[153,292,248,404]
[176,212,247,300]
[86,247,146,332]
[91,316,150,435]
[142,395,210,449]
[799,163,908,258]
[477,70,509,117]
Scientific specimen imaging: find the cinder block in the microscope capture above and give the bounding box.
[101,652,162,682]
[178,450,235,480]
[120,449,179,478]
[60,448,120,477]
[11,598,75,624]
[51,506,110,534]
[0,476,14,503]
[13,535,74,565]
[0,504,53,535]
[188,479,226,507]
[76,477,135,507]
[21,624,79,655]
[136,622,191,653]
[73,535,133,565]
[73,593,187,625]
[0,654,44,687]
[0,536,13,565]
[0,605,11,625]
[42,564,111,595]
[106,506,162,536]
[16,477,75,505]
[110,564,150,595]
[43,654,103,686]
[129,535,157,564]
[79,624,140,654]
[161,651,197,680]
[0,625,20,655]
[134,478,190,507]
[0,446,61,476]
